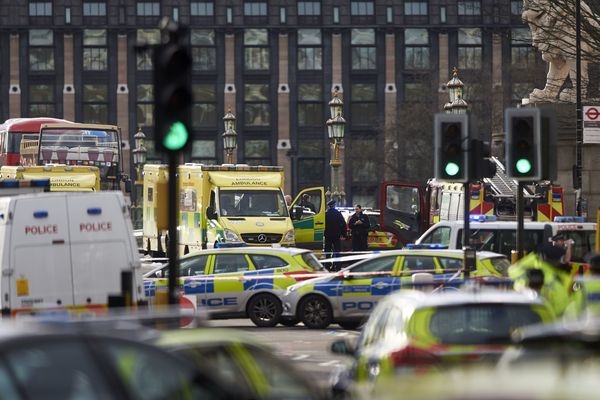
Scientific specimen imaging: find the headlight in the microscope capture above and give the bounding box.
[283,229,295,243]
[223,228,241,242]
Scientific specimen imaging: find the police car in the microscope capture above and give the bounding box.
[280,247,510,329]
[144,247,324,327]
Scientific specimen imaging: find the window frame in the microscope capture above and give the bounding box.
[351,29,376,71]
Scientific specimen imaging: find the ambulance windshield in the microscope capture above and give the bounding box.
[219,190,289,217]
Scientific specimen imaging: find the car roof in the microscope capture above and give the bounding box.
[425,220,596,229]
[382,289,542,310]
[514,317,600,345]
[156,328,263,348]
[182,247,311,258]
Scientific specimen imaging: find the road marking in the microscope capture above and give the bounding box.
[291,354,310,361]
[318,360,341,367]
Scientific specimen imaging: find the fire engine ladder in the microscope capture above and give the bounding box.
[483,157,519,197]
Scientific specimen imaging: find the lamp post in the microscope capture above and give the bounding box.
[445,67,468,114]
[222,107,237,164]
[326,90,346,205]
[132,127,147,229]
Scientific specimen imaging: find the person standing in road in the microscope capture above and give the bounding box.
[348,205,370,252]
[324,200,347,264]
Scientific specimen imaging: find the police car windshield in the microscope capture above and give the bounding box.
[219,190,288,217]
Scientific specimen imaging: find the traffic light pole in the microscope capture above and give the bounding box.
[516,182,524,259]
[167,152,179,305]
[462,183,472,280]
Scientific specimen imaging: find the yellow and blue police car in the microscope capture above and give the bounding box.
[281,247,511,329]
[144,247,324,327]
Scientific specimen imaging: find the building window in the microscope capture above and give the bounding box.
[244,1,267,16]
[29,84,54,117]
[245,140,270,165]
[351,83,377,126]
[351,138,377,183]
[297,140,324,185]
[191,29,216,71]
[404,29,429,70]
[298,1,320,15]
[83,29,107,71]
[511,0,523,15]
[244,84,270,127]
[244,29,269,71]
[351,29,376,70]
[191,1,214,16]
[83,1,106,16]
[29,29,54,72]
[137,1,159,16]
[191,139,216,163]
[403,80,429,101]
[136,29,160,70]
[192,84,217,128]
[136,84,154,128]
[298,84,323,127]
[512,82,534,105]
[29,1,52,16]
[458,28,482,70]
[83,84,108,124]
[511,28,536,67]
[297,29,322,70]
[457,1,481,16]
[404,1,427,16]
[351,1,374,15]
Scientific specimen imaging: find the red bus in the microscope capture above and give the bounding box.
[0,117,72,166]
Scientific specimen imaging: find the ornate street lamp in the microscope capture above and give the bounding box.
[222,107,237,164]
[326,90,346,205]
[132,127,147,229]
[445,67,468,114]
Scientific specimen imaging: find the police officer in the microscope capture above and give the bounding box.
[571,254,600,317]
[348,205,370,252]
[324,200,347,266]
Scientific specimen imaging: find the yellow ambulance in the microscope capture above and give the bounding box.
[143,164,295,256]
[0,165,101,191]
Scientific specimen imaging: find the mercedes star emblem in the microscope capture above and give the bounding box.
[257,234,267,243]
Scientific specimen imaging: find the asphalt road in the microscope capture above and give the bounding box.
[207,319,361,389]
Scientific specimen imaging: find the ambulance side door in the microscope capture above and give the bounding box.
[290,187,325,250]
[11,195,74,309]
[68,193,129,306]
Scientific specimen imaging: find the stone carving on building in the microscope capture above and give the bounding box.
[521,0,600,104]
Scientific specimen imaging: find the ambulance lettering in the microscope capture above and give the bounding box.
[200,297,237,307]
[25,225,58,235]
[342,301,377,311]
[80,222,112,232]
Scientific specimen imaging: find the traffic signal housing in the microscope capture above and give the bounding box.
[505,108,541,181]
[471,139,497,180]
[434,113,469,182]
[153,28,193,153]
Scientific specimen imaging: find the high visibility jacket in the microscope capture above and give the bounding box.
[571,277,600,316]
[509,253,571,317]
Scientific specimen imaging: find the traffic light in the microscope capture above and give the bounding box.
[434,113,469,182]
[154,27,192,153]
[505,108,541,181]
[471,139,497,180]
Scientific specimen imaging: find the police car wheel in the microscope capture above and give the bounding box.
[338,320,362,330]
[279,317,299,327]
[247,294,282,328]
[299,295,333,329]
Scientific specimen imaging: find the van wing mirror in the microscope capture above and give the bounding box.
[206,206,217,220]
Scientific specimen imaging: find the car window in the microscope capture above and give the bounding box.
[179,255,208,277]
[487,256,511,276]
[420,226,451,245]
[424,304,544,345]
[401,256,436,272]
[299,252,325,272]
[249,254,288,270]
[0,362,19,399]
[351,256,396,274]
[437,257,463,272]
[214,254,250,274]
[5,339,113,400]
[359,305,392,348]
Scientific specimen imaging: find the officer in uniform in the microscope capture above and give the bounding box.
[571,254,600,317]
[324,200,347,268]
[348,205,370,252]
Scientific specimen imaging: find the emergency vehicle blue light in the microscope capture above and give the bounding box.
[554,216,585,223]
[87,207,102,215]
[30,179,51,187]
[215,242,247,248]
[405,243,448,250]
[0,180,19,188]
[33,211,48,219]
[469,214,497,222]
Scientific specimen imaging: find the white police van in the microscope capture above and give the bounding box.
[415,215,596,264]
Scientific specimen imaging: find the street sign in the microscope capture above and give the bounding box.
[583,106,600,144]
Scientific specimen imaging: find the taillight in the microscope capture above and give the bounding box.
[284,270,317,282]
[389,346,440,367]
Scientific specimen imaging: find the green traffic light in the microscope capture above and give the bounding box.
[163,121,189,151]
[516,159,532,174]
[445,162,460,177]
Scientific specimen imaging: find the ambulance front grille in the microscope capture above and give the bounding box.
[241,233,282,244]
